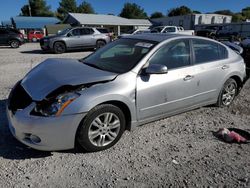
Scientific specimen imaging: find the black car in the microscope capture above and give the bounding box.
[0,27,25,48]
[196,26,222,38]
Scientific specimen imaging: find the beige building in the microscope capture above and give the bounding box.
[151,14,232,30]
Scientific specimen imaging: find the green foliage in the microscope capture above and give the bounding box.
[120,3,148,19]
[214,10,234,16]
[232,13,245,22]
[242,7,250,19]
[168,6,192,17]
[150,12,164,19]
[193,10,201,14]
[77,1,95,14]
[20,0,54,17]
[57,0,77,20]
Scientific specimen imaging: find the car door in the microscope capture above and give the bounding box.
[191,39,230,104]
[66,28,82,48]
[79,28,94,47]
[136,39,199,120]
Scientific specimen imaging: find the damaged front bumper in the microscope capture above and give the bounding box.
[6,102,86,151]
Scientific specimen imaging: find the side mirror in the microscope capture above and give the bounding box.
[145,64,168,74]
[66,33,72,37]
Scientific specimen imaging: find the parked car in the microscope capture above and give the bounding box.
[240,37,250,68]
[7,34,246,152]
[40,27,111,54]
[119,29,151,37]
[0,27,24,48]
[28,30,44,42]
[151,26,195,35]
[196,25,222,38]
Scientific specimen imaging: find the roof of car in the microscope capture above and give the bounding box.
[122,33,193,42]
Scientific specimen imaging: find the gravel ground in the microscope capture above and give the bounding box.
[0,43,249,187]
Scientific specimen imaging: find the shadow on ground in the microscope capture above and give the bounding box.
[20,48,94,55]
[20,50,46,54]
[0,99,52,160]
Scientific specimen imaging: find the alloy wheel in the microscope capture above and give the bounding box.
[222,82,236,106]
[88,112,121,147]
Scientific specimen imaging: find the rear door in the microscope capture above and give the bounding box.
[190,39,229,103]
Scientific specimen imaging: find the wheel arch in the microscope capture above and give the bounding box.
[96,39,106,44]
[230,75,243,94]
[53,40,67,49]
[74,100,133,149]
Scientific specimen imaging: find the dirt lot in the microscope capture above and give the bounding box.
[0,43,249,187]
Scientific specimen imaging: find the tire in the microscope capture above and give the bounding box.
[53,42,66,54]
[77,104,126,152]
[96,40,106,49]
[216,78,238,107]
[10,40,20,48]
[32,38,37,42]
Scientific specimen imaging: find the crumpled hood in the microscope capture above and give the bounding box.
[21,58,118,101]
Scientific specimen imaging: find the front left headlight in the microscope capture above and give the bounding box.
[35,92,80,117]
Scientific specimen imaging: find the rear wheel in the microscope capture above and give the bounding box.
[96,40,106,49]
[53,42,66,54]
[77,104,125,152]
[217,78,237,107]
[10,40,20,48]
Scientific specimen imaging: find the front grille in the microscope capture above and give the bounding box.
[8,81,33,113]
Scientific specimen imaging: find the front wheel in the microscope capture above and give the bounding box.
[217,78,237,107]
[53,42,66,54]
[77,104,125,152]
[10,40,20,48]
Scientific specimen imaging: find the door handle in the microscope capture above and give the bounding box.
[183,75,194,81]
[222,65,230,70]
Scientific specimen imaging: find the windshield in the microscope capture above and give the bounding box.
[151,27,164,33]
[58,28,72,35]
[80,39,157,73]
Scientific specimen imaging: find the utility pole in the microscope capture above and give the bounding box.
[28,0,32,16]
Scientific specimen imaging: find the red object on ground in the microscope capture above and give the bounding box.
[215,128,248,143]
[228,131,247,143]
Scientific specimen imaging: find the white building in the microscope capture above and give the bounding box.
[151,14,232,30]
[64,13,152,35]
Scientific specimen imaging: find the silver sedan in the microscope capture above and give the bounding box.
[7,34,246,152]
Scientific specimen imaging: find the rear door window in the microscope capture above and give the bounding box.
[192,39,228,64]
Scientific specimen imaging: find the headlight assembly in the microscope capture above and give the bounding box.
[35,92,80,117]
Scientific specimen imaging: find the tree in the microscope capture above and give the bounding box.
[168,6,192,17]
[77,1,95,14]
[232,13,244,22]
[193,10,201,14]
[120,3,148,19]
[57,0,77,20]
[213,10,234,16]
[242,7,250,19]
[150,12,164,19]
[20,0,54,17]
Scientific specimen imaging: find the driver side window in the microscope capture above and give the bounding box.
[148,39,191,70]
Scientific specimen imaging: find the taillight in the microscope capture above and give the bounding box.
[19,33,24,38]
